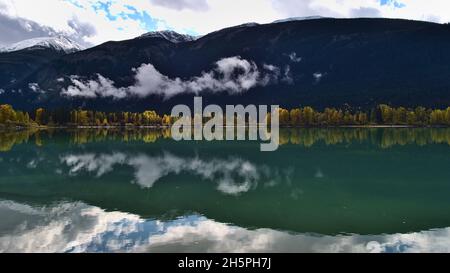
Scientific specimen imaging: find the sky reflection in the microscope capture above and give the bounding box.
[60,152,291,195]
[1,200,450,253]
[2,130,450,252]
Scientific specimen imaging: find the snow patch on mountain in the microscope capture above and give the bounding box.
[0,36,84,53]
[273,16,328,24]
[234,22,259,28]
[139,30,196,43]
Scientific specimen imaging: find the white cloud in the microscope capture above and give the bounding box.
[60,152,279,195]
[287,52,302,63]
[62,56,283,99]
[0,200,143,253]
[0,0,148,46]
[0,12,68,46]
[3,200,450,253]
[377,0,450,23]
[273,0,450,24]
[145,219,450,253]
[282,65,294,84]
[62,74,127,99]
[315,168,325,179]
[313,72,324,82]
[62,153,127,177]
[28,83,45,93]
[150,0,210,11]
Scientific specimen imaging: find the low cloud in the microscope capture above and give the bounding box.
[0,13,56,46]
[60,152,276,196]
[0,12,92,48]
[28,83,45,94]
[150,0,209,11]
[282,65,294,84]
[62,75,125,99]
[67,17,97,39]
[287,52,302,63]
[313,72,324,82]
[62,56,285,100]
[350,7,382,18]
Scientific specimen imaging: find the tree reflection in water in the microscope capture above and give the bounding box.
[1,128,450,152]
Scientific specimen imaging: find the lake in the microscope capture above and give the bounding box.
[1,128,450,253]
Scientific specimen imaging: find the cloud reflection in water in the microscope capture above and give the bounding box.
[1,200,450,253]
[60,152,286,195]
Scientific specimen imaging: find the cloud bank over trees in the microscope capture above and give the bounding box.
[61,56,288,99]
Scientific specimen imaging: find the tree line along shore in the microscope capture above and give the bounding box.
[1,104,450,128]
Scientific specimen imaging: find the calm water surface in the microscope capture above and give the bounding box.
[0,128,450,253]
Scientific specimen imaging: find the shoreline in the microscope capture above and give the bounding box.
[1,125,450,131]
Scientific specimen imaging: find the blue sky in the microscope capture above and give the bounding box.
[379,0,405,8]
[89,2,198,35]
[0,0,448,46]
[90,0,405,35]
[91,1,207,35]
[77,0,409,37]
[91,2,157,31]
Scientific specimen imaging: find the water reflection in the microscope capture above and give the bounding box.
[60,152,286,195]
[1,128,450,252]
[2,127,450,151]
[2,200,450,253]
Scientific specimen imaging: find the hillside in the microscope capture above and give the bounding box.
[1,18,450,112]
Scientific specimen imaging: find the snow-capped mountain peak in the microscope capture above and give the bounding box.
[272,16,328,24]
[0,36,84,53]
[139,30,196,43]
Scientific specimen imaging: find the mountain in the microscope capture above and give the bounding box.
[272,16,327,23]
[0,36,84,94]
[138,30,197,43]
[1,18,450,112]
[0,36,84,53]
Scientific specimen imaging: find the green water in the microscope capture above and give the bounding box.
[0,128,450,253]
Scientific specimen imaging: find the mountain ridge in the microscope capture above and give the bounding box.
[138,30,197,43]
[1,18,449,112]
[0,35,84,53]
[272,15,328,23]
